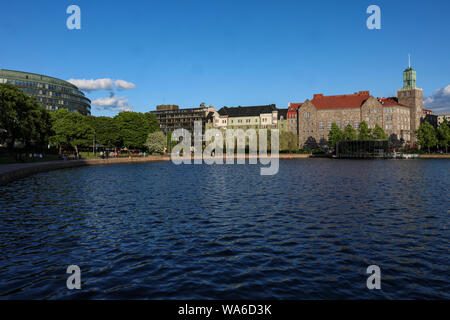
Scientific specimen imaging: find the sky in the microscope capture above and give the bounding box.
[1,0,449,116]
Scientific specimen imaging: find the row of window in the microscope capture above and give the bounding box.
[36,96,89,109]
[310,121,361,131]
[44,105,78,113]
[20,87,90,104]
[298,107,410,120]
[2,78,84,97]
[303,121,411,133]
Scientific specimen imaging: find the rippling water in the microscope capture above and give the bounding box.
[0,159,449,299]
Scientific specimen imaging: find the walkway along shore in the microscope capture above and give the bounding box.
[1,153,449,186]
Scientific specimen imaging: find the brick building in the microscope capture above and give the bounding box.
[297,65,424,149]
[287,103,302,134]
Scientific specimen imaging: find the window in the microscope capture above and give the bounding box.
[337,121,341,129]
[354,121,360,129]
[345,120,349,127]
[305,112,310,118]
[328,122,332,130]
[319,122,324,131]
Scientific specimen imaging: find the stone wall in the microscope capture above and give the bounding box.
[0,156,170,186]
[298,96,414,149]
[398,88,423,143]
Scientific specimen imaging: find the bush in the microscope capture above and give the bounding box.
[145,131,167,154]
[312,149,326,155]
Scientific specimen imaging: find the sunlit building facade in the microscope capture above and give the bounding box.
[0,69,91,115]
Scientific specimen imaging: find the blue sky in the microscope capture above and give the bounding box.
[1,0,449,116]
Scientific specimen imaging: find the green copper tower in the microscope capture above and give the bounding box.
[398,54,423,144]
[403,54,417,89]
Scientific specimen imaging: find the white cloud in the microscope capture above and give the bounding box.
[67,78,114,91]
[115,80,136,90]
[92,96,133,112]
[424,85,450,113]
[67,78,136,92]
[67,77,137,113]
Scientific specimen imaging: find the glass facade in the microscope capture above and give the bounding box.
[0,69,91,115]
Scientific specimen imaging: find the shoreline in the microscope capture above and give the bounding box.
[0,153,449,186]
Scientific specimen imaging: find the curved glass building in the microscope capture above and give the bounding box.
[0,69,91,115]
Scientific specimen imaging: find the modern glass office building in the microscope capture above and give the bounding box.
[0,69,91,115]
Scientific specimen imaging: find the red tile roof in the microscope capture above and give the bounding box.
[310,91,371,110]
[288,103,302,114]
[378,97,407,107]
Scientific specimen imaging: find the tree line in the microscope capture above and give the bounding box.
[328,121,388,148]
[0,83,161,157]
[326,118,450,153]
[417,120,450,153]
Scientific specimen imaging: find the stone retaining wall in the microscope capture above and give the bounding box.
[0,156,170,186]
[419,154,450,159]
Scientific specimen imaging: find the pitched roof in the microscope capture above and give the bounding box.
[288,103,302,114]
[310,91,371,110]
[277,108,288,119]
[377,97,407,107]
[218,104,277,117]
[206,111,215,121]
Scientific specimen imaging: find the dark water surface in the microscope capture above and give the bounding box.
[0,159,449,299]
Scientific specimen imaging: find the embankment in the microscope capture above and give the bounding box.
[0,156,170,186]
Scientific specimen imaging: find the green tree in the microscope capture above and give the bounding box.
[166,131,179,153]
[278,131,299,153]
[372,124,388,140]
[342,124,357,141]
[287,131,299,152]
[144,112,160,133]
[358,121,373,140]
[417,121,438,153]
[50,109,93,156]
[145,131,167,154]
[437,119,450,153]
[328,123,343,148]
[86,116,121,148]
[113,112,159,149]
[0,83,52,150]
